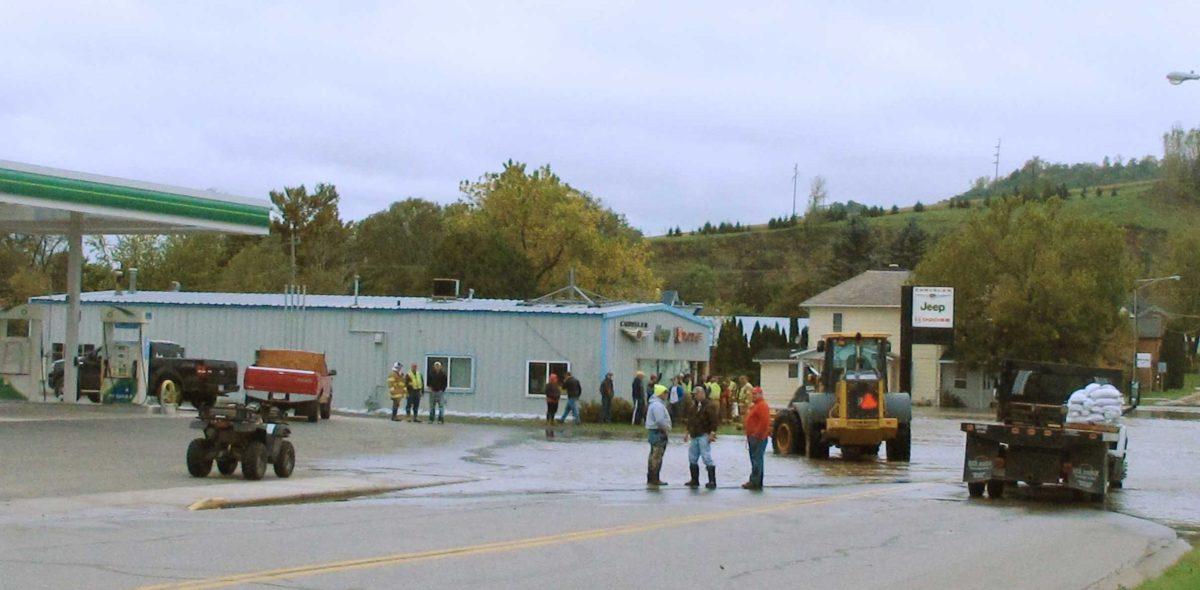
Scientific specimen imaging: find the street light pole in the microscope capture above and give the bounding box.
[1131,275,1182,397]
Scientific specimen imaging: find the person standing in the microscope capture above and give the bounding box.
[645,385,672,486]
[559,371,582,425]
[599,372,614,423]
[668,375,685,421]
[387,363,407,421]
[544,373,561,425]
[427,361,447,424]
[718,375,732,423]
[743,386,771,490]
[631,371,646,425]
[684,385,720,489]
[736,376,752,421]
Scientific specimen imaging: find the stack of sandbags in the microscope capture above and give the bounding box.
[1066,383,1124,425]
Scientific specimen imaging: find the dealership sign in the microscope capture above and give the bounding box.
[912,287,954,329]
[674,327,703,344]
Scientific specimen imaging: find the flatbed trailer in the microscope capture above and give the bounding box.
[960,360,1134,502]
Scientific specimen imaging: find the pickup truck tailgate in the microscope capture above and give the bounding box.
[244,366,320,396]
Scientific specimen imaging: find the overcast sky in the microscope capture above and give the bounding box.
[2,2,1198,234]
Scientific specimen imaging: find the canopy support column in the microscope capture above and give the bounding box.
[63,213,83,404]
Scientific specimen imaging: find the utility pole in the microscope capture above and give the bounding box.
[289,221,299,284]
[791,163,799,220]
[993,139,1002,184]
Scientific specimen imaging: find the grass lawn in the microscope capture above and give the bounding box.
[1139,545,1199,589]
[1146,372,1200,403]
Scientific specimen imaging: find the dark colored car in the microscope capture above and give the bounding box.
[48,341,239,409]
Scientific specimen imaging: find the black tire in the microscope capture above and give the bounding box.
[771,413,801,455]
[1109,478,1123,489]
[86,391,100,403]
[986,479,1005,499]
[806,426,830,459]
[886,423,912,462]
[320,401,331,420]
[841,445,863,460]
[216,456,238,476]
[242,441,267,481]
[306,401,320,423]
[967,482,985,497]
[186,438,213,477]
[273,441,295,478]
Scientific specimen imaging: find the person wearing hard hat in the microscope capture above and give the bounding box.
[387,363,409,422]
[645,383,673,487]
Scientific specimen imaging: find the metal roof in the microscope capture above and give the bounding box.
[800,270,911,308]
[0,159,270,235]
[29,290,714,325]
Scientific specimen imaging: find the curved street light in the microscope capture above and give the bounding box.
[1167,70,1200,85]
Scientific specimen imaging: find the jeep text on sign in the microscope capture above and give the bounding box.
[912,286,954,329]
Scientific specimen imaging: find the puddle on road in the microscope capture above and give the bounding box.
[313,416,1200,535]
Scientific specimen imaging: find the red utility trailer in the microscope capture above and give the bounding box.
[243,349,336,423]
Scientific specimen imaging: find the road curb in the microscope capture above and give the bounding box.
[1088,537,1192,590]
[187,477,478,511]
[1130,406,1200,421]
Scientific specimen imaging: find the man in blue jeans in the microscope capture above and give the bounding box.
[558,371,582,425]
[743,386,770,490]
[684,385,720,489]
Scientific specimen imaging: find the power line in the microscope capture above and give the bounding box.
[791,163,799,219]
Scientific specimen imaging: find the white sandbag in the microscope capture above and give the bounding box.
[1085,383,1101,392]
[1068,391,1089,404]
[1082,399,1095,410]
[1102,407,1122,420]
[1091,389,1121,400]
[1092,397,1122,408]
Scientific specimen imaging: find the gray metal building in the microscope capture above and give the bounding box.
[28,290,714,416]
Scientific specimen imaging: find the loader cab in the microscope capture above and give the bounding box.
[817,333,889,394]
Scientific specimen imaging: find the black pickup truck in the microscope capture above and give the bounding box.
[49,341,239,409]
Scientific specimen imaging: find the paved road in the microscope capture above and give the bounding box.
[0,404,1193,589]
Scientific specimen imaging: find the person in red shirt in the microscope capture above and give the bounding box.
[742,386,771,490]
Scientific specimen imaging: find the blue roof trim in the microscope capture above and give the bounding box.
[602,304,715,329]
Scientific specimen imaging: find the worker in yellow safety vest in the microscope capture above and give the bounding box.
[388,363,409,422]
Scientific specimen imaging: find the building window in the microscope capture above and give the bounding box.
[832,312,843,332]
[527,361,570,396]
[426,355,474,393]
[954,365,967,390]
[787,362,799,379]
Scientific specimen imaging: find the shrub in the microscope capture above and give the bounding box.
[580,401,602,423]
[578,397,635,423]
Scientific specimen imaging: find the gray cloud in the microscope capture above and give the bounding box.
[2,1,1197,234]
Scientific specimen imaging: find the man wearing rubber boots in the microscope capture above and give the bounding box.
[743,386,771,490]
[684,385,720,489]
[645,385,672,487]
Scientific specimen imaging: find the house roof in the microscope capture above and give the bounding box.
[1137,312,1167,339]
[800,270,912,308]
[29,290,715,327]
[753,347,796,362]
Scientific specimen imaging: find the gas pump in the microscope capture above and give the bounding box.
[99,306,150,405]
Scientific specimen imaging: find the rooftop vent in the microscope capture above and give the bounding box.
[431,278,460,301]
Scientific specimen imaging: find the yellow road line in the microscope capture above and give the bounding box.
[140,484,915,590]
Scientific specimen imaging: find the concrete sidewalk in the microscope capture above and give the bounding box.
[1131,405,1200,420]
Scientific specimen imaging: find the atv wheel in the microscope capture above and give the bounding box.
[216,456,238,476]
[306,401,320,423]
[242,441,267,481]
[186,438,213,477]
[320,401,331,420]
[967,482,985,497]
[273,441,295,478]
[986,479,1005,499]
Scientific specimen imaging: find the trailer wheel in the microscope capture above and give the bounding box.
[273,441,295,478]
[186,439,213,477]
[242,442,267,480]
[1109,479,1123,489]
[986,479,1005,499]
[305,402,320,423]
[967,482,985,497]
[216,456,238,476]
[320,401,331,420]
[772,413,801,455]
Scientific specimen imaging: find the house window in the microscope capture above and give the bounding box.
[527,361,570,396]
[426,355,474,393]
[787,362,799,379]
[832,312,843,332]
[954,365,968,389]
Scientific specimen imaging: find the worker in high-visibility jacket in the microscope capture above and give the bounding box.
[387,363,409,421]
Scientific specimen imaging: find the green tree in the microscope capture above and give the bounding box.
[827,216,877,283]
[713,318,751,375]
[270,183,352,292]
[216,235,291,293]
[889,218,928,270]
[159,234,227,291]
[915,197,1133,371]
[913,201,925,213]
[350,198,445,296]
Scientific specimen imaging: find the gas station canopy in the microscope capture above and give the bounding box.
[0,159,270,235]
[0,159,271,404]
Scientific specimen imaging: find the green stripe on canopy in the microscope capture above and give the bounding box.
[0,166,270,229]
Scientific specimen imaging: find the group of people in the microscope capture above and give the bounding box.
[645,380,771,490]
[388,361,449,423]
[630,372,755,425]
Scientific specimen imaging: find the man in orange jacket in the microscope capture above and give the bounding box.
[742,386,770,490]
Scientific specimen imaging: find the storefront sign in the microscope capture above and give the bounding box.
[912,287,954,329]
[674,327,703,344]
[1137,353,1152,369]
[619,320,648,329]
[653,326,672,343]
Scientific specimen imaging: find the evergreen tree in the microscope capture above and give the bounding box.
[890,205,900,215]
[890,218,929,270]
[913,201,925,213]
[827,216,877,282]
